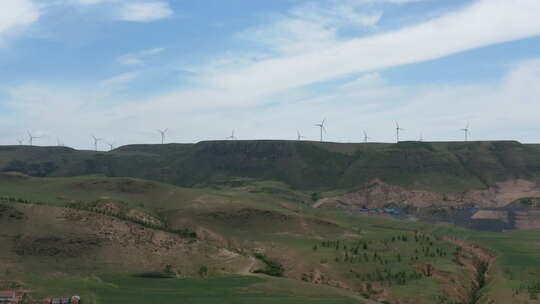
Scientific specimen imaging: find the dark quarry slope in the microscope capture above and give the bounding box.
[1,140,539,192]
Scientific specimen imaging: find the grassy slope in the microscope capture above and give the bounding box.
[0,175,538,303]
[1,140,540,193]
[23,275,358,304]
[0,175,365,303]
[361,218,540,303]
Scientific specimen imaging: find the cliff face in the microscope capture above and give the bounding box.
[316,179,540,209]
[1,140,539,193]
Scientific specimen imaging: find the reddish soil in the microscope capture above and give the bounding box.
[315,179,540,210]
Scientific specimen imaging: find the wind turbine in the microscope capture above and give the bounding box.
[27,131,41,146]
[363,131,373,143]
[157,129,168,144]
[395,121,405,142]
[461,123,470,142]
[297,130,306,141]
[57,138,64,147]
[418,132,424,142]
[91,135,103,151]
[106,142,115,151]
[314,119,327,142]
[227,130,236,140]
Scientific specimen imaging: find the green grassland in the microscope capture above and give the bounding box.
[22,275,359,304]
[0,173,539,303]
[1,140,540,193]
[362,219,540,303]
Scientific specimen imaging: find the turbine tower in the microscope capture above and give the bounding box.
[227,130,236,140]
[395,121,405,142]
[297,130,306,141]
[106,142,115,151]
[57,138,64,147]
[157,129,168,144]
[419,132,424,142]
[91,135,102,151]
[363,131,373,143]
[314,119,326,142]
[461,123,470,142]
[27,131,41,146]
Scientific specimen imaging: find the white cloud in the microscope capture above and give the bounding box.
[343,0,426,4]
[357,0,426,3]
[198,0,540,100]
[289,3,383,28]
[241,2,382,56]
[244,19,337,56]
[4,57,540,148]
[119,1,173,22]
[101,72,140,90]
[73,0,173,23]
[0,0,40,42]
[3,0,540,147]
[117,47,165,65]
[341,73,385,90]
[77,0,110,4]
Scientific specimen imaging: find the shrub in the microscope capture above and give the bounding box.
[198,265,208,277]
[133,272,175,279]
[253,254,284,277]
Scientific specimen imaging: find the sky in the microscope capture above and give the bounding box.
[1,0,540,149]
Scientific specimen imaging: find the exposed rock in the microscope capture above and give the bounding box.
[315,179,540,210]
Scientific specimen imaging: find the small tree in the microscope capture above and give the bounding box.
[164,264,174,276]
[198,265,208,277]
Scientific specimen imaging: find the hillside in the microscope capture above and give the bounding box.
[1,140,540,193]
[1,141,539,302]
[0,174,538,303]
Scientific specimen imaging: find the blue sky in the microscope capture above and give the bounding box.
[1,0,540,149]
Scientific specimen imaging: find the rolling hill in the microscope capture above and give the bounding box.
[0,141,539,303]
[0,174,538,303]
[1,140,540,193]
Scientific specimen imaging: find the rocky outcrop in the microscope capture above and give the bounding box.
[314,179,450,209]
[316,179,540,210]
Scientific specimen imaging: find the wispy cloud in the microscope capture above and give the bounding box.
[356,0,426,3]
[4,58,540,146]
[119,1,173,22]
[241,2,383,56]
[0,0,40,44]
[198,0,540,100]
[74,0,173,22]
[101,72,140,90]
[117,47,165,65]
[76,0,111,4]
[3,0,540,147]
